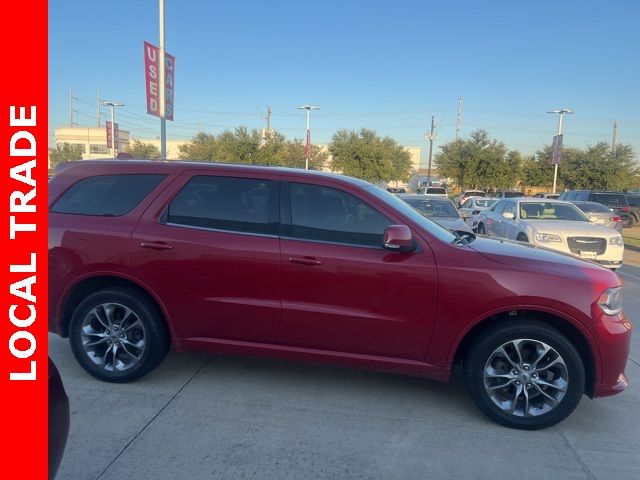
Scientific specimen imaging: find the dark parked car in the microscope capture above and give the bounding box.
[559,190,632,225]
[625,194,640,227]
[386,187,406,194]
[490,190,525,199]
[49,357,69,479]
[49,160,631,430]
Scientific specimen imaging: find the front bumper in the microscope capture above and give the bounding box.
[592,310,632,397]
[532,240,624,269]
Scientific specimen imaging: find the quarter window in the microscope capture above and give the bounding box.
[51,174,167,216]
[289,183,391,247]
[166,176,277,235]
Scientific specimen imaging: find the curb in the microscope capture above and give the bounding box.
[624,242,640,253]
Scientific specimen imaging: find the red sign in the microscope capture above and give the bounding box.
[1,1,48,477]
[144,41,175,121]
[105,121,119,150]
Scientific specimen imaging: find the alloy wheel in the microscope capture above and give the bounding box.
[80,303,147,372]
[483,339,568,417]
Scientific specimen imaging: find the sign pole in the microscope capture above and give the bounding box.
[159,0,166,159]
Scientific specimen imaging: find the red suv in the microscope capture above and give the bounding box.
[49,160,631,429]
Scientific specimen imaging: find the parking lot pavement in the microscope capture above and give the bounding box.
[50,253,640,480]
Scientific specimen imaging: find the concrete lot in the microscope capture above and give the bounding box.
[50,251,640,480]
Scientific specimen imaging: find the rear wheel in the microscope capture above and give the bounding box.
[69,288,170,382]
[517,233,529,243]
[464,319,585,430]
[477,223,486,235]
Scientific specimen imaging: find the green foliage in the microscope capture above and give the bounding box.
[524,142,639,190]
[178,127,328,169]
[49,142,84,165]
[125,140,161,159]
[328,129,413,183]
[436,130,521,189]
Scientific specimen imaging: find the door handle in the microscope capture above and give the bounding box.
[288,256,322,266]
[140,241,173,251]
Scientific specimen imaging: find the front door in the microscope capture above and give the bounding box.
[278,180,438,361]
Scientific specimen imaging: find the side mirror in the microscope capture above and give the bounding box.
[383,225,415,253]
[503,212,515,220]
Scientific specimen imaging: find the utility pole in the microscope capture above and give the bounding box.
[456,96,463,140]
[266,106,271,134]
[426,115,437,186]
[103,101,124,156]
[611,121,618,155]
[159,0,167,159]
[68,86,73,126]
[297,105,320,170]
[96,88,101,127]
[547,109,573,194]
[262,106,272,142]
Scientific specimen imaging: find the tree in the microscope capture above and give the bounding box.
[436,130,522,190]
[328,129,413,183]
[523,142,639,191]
[49,142,84,166]
[178,127,328,169]
[126,140,161,159]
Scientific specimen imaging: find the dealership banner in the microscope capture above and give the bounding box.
[105,121,119,149]
[144,41,175,121]
[0,0,48,477]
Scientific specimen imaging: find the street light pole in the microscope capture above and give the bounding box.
[297,105,320,169]
[159,0,167,159]
[426,115,437,186]
[547,109,573,194]
[102,101,124,156]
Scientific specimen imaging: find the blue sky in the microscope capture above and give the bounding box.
[49,0,640,164]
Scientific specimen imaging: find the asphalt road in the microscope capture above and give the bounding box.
[50,252,640,480]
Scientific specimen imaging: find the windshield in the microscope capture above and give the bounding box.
[475,199,496,208]
[366,186,456,242]
[426,187,447,194]
[403,197,458,217]
[504,191,525,198]
[519,202,589,221]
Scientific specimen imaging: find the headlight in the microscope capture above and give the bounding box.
[609,236,624,246]
[598,286,623,316]
[535,233,562,243]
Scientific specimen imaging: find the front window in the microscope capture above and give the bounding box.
[519,202,589,221]
[591,193,629,207]
[365,186,456,243]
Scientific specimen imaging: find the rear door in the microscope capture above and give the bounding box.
[485,200,505,237]
[130,170,282,343]
[278,179,438,360]
[501,201,518,239]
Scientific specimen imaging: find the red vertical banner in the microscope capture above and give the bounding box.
[0,0,48,478]
[144,41,160,117]
[106,120,113,148]
[144,41,175,121]
[164,52,175,121]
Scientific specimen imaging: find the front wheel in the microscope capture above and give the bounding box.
[69,288,170,383]
[464,320,585,430]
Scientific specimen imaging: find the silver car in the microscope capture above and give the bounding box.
[477,199,624,269]
[399,195,472,233]
[459,196,497,232]
[572,201,623,233]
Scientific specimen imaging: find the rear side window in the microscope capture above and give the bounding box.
[574,192,589,201]
[628,195,640,207]
[165,176,277,235]
[289,183,391,247]
[589,193,628,207]
[51,174,167,216]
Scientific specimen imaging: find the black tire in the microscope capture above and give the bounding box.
[477,223,486,235]
[69,287,170,382]
[517,233,529,243]
[464,319,585,430]
[628,214,638,227]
